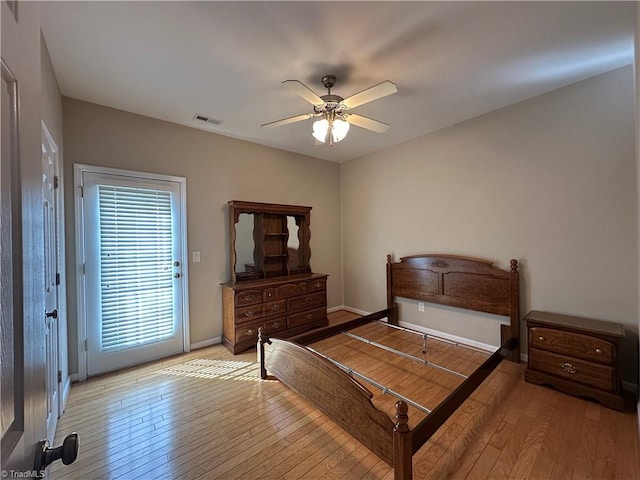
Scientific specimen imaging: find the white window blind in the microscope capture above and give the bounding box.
[98,185,174,353]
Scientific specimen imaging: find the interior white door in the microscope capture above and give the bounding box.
[42,124,59,444]
[82,171,185,376]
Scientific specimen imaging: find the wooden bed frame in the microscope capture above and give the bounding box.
[258,254,520,480]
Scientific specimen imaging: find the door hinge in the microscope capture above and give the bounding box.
[79,186,84,198]
[57,370,62,383]
[84,339,88,351]
[54,176,59,189]
[56,272,60,286]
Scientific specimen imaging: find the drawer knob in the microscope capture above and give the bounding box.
[305,297,312,304]
[315,282,321,288]
[244,294,255,301]
[595,348,603,354]
[559,362,577,374]
[273,322,280,329]
[272,304,281,310]
[244,310,255,317]
[538,336,545,342]
[305,314,312,320]
[246,329,254,336]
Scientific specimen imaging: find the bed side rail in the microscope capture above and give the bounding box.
[410,337,516,453]
[286,308,390,345]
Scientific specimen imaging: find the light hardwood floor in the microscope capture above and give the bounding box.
[50,311,639,479]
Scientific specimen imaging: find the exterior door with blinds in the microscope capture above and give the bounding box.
[80,169,187,376]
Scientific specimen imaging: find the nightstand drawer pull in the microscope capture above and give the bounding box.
[595,348,602,354]
[538,336,545,341]
[244,310,256,317]
[559,362,577,374]
[246,329,254,336]
[244,294,255,302]
[272,304,281,310]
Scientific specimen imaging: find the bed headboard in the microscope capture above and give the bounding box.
[386,254,520,361]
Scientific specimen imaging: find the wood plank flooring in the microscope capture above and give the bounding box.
[50,310,639,479]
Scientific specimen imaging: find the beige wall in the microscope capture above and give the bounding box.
[341,67,638,379]
[62,98,342,374]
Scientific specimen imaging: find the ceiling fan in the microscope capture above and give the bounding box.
[261,75,397,146]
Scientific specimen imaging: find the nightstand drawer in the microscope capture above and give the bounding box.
[529,348,615,392]
[529,327,615,365]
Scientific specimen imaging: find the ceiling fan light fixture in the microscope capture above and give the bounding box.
[312,116,350,144]
[331,118,350,143]
[312,118,329,143]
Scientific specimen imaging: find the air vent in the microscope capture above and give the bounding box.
[193,113,222,125]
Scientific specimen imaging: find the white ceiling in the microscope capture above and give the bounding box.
[40,1,635,163]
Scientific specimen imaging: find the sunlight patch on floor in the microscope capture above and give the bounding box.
[158,359,259,381]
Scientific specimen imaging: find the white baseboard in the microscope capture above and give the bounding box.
[191,337,222,350]
[335,305,372,316]
[398,320,498,353]
[61,376,72,413]
[70,373,80,383]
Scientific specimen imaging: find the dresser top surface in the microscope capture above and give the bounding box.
[525,310,625,338]
[221,273,328,290]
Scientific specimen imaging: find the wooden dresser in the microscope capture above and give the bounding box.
[222,201,328,354]
[222,274,327,354]
[524,310,626,411]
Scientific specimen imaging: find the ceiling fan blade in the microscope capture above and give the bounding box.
[346,114,390,133]
[261,113,313,128]
[341,81,397,110]
[282,80,325,105]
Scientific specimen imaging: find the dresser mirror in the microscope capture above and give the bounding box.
[228,201,312,283]
[234,213,255,277]
[287,215,300,270]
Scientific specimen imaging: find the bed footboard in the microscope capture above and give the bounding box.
[259,329,412,476]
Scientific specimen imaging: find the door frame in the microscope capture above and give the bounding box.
[73,164,190,381]
[41,121,61,443]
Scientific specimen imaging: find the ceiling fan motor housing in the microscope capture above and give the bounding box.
[321,74,337,89]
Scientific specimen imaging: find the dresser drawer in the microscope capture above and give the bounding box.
[307,278,326,293]
[235,322,261,344]
[529,348,615,392]
[264,318,287,335]
[235,304,263,323]
[529,327,615,365]
[235,289,262,307]
[289,307,326,329]
[288,292,325,312]
[264,281,308,301]
[263,299,286,316]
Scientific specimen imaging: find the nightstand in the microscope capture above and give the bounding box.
[524,310,627,411]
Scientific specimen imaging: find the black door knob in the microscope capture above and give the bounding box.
[45,309,58,319]
[34,432,79,472]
